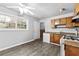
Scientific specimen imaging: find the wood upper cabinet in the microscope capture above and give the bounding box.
[60,18,67,24]
[54,19,60,25]
[50,33,62,44]
[51,17,75,28]
[74,22,79,27]
[51,20,55,28]
[65,45,79,56]
[66,17,73,28]
[75,3,79,14]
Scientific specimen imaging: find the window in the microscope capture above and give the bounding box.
[17,20,26,29]
[0,14,28,30]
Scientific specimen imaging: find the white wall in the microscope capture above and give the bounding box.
[0,6,40,51]
[33,21,40,39]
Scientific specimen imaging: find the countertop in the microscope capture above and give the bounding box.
[65,39,79,48]
[44,32,62,34]
[44,32,76,35]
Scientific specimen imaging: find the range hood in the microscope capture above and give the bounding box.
[72,15,79,22]
[55,24,67,28]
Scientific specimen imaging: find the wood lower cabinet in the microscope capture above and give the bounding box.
[65,45,79,56]
[50,33,62,44]
[53,34,62,44]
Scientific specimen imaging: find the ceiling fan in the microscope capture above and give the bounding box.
[6,3,35,16]
[59,8,67,15]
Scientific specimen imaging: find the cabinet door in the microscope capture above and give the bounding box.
[65,45,70,56]
[54,19,60,25]
[73,23,76,27]
[60,18,67,24]
[66,17,73,28]
[75,3,79,14]
[65,45,79,56]
[51,20,55,28]
[53,34,62,44]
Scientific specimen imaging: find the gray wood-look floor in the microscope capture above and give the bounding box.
[0,39,60,56]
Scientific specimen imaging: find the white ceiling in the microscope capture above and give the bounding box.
[0,3,75,19]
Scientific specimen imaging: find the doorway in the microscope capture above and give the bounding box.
[40,22,45,40]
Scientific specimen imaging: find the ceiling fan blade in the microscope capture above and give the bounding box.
[26,9,34,15]
[19,3,35,10]
[6,3,35,15]
[23,8,34,15]
[18,7,24,15]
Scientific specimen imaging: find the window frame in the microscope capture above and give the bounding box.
[0,14,29,30]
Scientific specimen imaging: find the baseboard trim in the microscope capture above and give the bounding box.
[50,42,60,46]
[0,39,36,52]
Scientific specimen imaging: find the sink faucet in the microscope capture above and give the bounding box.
[75,28,78,37]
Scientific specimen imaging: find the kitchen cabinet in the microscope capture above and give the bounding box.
[54,19,60,25]
[74,23,79,27]
[51,20,55,28]
[75,3,79,15]
[65,45,79,56]
[66,17,73,28]
[51,17,74,28]
[50,33,62,44]
[73,23,76,27]
[73,3,79,27]
[53,33,62,44]
[60,18,67,24]
[72,21,79,27]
